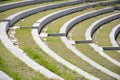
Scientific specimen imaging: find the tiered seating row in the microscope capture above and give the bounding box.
[63,5,120,73]
[70,11,120,75]
[60,7,120,79]
[94,19,120,50]
[86,13,120,41]
[110,24,120,48]
[60,7,114,35]
[0,0,53,12]
[37,0,119,33]
[85,12,120,65]
[6,0,84,27]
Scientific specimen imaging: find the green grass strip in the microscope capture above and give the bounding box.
[94,19,120,46]
[44,7,117,80]
[0,0,68,19]
[0,0,21,4]
[0,41,49,80]
[71,12,119,40]
[70,12,120,74]
[94,19,120,62]
[15,28,84,80]
[15,3,87,26]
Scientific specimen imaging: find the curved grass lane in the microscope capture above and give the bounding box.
[0,0,21,4]
[0,41,49,80]
[0,0,69,19]
[93,19,120,62]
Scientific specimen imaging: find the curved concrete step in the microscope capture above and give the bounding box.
[85,13,120,68]
[34,1,120,79]
[32,23,99,80]
[0,21,64,80]
[0,71,13,80]
[32,2,120,80]
[60,7,120,80]
[110,24,120,52]
[0,0,54,12]
[60,7,114,34]
[37,0,120,33]
[6,0,84,26]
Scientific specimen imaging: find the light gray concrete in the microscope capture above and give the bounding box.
[0,71,13,80]
[37,0,119,33]
[60,8,120,80]
[6,0,84,27]
[85,13,120,67]
[0,0,53,12]
[61,7,114,33]
[110,24,120,52]
[60,37,120,80]
[32,23,100,80]
[37,4,95,33]
[0,22,64,80]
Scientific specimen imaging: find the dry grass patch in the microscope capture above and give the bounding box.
[94,19,120,46]
[0,41,49,80]
[94,19,120,62]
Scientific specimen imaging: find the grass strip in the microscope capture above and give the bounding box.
[46,5,112,33]
[0,41,49,80]
[0,0,21,4]
[15,3,87,26]
[15,28,84,80]
[44,7,117,80]
[94,19,120,62]
[94,19,120,46]
[0,0,69,19]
